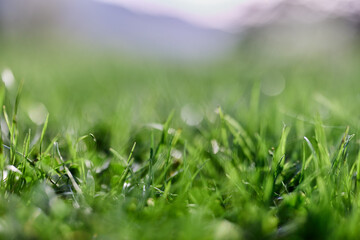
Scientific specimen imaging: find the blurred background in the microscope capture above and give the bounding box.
[1,0,359,59]
[1,0,360,151]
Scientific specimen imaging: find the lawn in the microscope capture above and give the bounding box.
[1,38,360,239]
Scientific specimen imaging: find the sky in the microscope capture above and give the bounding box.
[93,0,360,31]
[95,0,251,30]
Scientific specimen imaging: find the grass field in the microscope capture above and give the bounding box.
[1,38,360,239]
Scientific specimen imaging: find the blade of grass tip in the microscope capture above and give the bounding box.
[332,126,350,171]
[43,135,59,156]
[148,131,155,186]
[163,181,172,200]
[10,81,22,150]
[184,159,210,193]
[71,133,96,160]
[109,148,128,167]
[2,106,10,132]
[342,134,355,167]
[224,114,255,151]
[340,127,353,154]
[163,134,175,184]
[148,147,154,186]
[273,125,290,175]
[10,81,23,160]
[21,129,30,173]
[139,139,156,208]
[217,107,229,149]
[171,129,182,147]
[3,106,15,164]
[300,141,306,182]
[73,134,94,183]
[127,142,136,164]
[304,136,319,170]
[314,116,330,167]
[115,142,136,193]
[153,111,174,158]
[161,110,174,145]
[13,79,23,120]
[224,114,254,160]
[76,133,96,148]
[23,129,31,158]
[39,114,49,159]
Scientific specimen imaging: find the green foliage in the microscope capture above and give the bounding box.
[0,41,360,239]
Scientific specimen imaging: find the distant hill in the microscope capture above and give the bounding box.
[234,0,360,60]
[0,0,237,61]
[236,0,360,28]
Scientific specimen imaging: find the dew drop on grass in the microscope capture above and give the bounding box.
[261,74,286,96]
[211,139,220,154]
[6,165,22,175]
[123,182,131,188]
[181,104,203,126]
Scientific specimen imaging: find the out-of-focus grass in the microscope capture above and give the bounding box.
[0,38,360,239]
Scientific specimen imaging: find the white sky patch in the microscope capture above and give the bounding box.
[1,68,15,88]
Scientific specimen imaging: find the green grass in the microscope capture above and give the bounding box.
[1,39,360,239]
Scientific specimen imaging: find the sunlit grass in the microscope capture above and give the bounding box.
[0,41,360,239]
